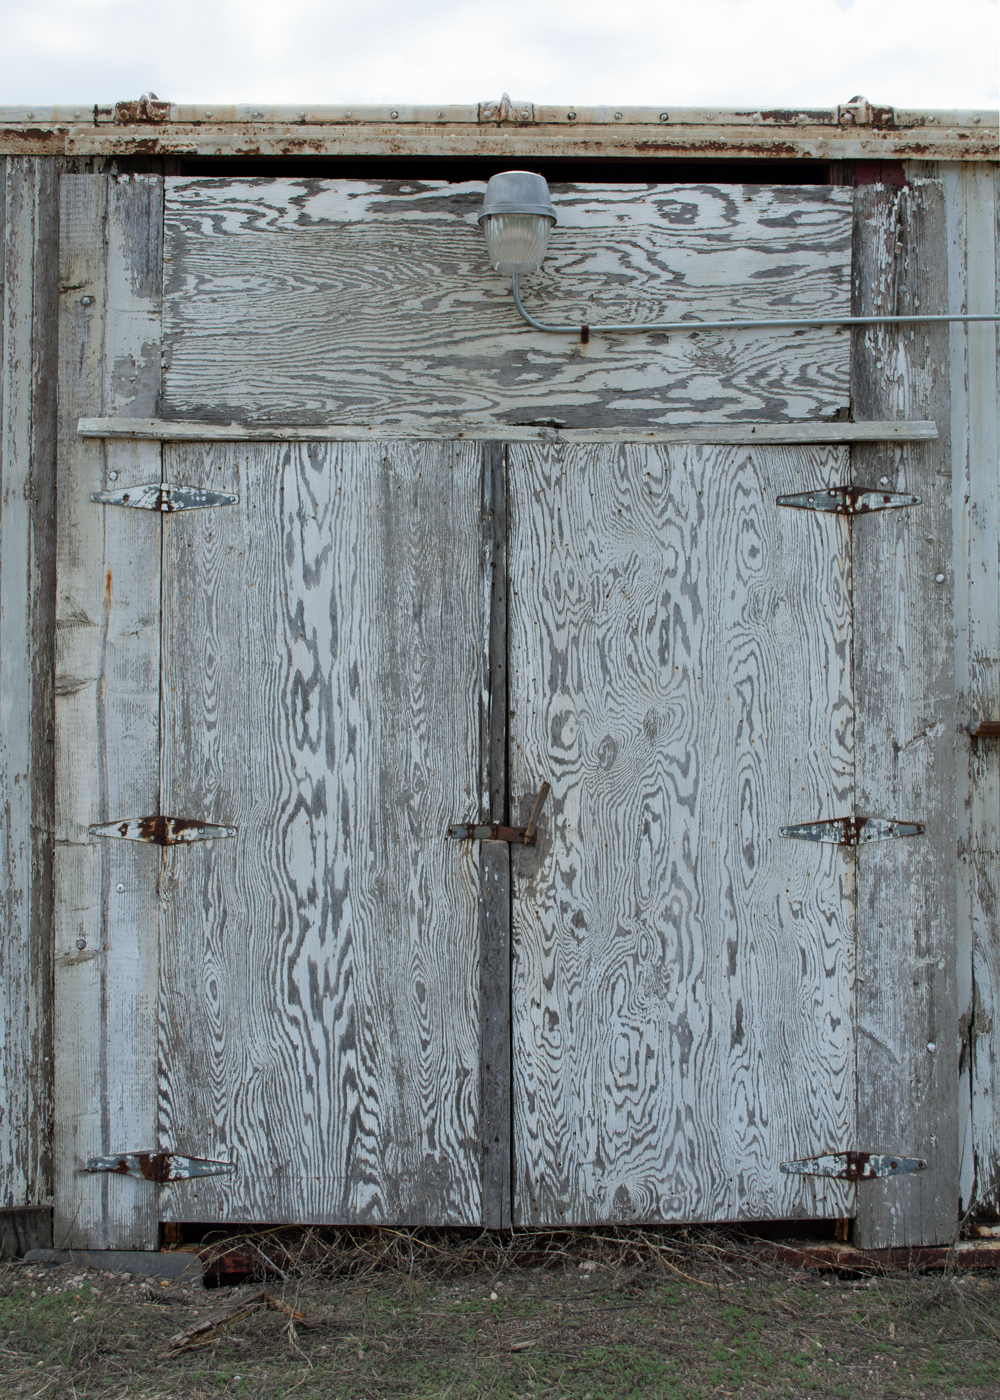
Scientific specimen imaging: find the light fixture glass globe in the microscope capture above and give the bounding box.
[482,212,554,275]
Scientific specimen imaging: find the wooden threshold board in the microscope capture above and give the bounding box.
[78,418,938,445]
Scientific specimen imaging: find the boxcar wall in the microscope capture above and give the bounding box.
[0,104,997,1253]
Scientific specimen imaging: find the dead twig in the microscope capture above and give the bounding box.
[166,1288,308,1352]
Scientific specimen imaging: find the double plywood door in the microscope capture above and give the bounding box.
[131,436,854,1231]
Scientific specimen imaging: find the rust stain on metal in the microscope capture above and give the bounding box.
[969,720,1000,739]
[114,93,170,125]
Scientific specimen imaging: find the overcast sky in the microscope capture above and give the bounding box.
[1,0,997,112]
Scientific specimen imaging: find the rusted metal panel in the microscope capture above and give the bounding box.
[779,817,924,844]
[0,104,995,160]
[86,1153,235,1182]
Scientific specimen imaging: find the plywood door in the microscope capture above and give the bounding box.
[157,441,490,1224]
[507,442,855,1225]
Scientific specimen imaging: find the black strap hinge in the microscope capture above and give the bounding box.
[776,486,919,515]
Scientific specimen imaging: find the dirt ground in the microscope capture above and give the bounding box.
[1,1229,998,1399]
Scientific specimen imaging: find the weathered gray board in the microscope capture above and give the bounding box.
[851,182,958,1249]
[507,442,855,1225]
[161,180,853,430]
[1,156,58,1216]
[156,441,488,1225]
[54,174,163,1248]
[946,164,1000,1218]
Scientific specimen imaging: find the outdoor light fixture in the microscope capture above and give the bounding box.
[480,172,1000,340]
[478,170,557,275]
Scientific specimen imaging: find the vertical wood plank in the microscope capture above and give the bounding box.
[54,174,163,1248]
[508,442,854,1226]
[1,156,58,1214]
[480,442,510,1227]
[946,164,1000,1216]
[157,440,486,1225]
[852,181,959,1247]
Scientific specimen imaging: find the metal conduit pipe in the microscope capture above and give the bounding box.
[511,272,1000,339]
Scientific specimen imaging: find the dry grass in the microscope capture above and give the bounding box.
[2,1226,998,1398]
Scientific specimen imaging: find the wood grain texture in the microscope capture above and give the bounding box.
[852,182,959,1248]
[78,418,939,446]
[946,165,1000,1216]
[1,157,58,1211]
[53,174,164,1249]
[480,443,510,1227]
[157,441,487,1224]
[161,180,852,430]
[507,442,854,1225]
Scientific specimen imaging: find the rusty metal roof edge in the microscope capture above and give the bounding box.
[0,101,996,130]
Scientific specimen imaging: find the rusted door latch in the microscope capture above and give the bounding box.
[781,1152,926,1182]
[89,816,237,845]
[776,486,919,515]
[969,721,1000,739]
[448,782,550,846]
[779,816,923,845]
[92,483,238,511]
[86,1153,236,1182]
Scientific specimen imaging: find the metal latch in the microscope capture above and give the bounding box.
[781,1152,926,1182]
[779,816,923,845]
[969,721,1000,739]
[86,1152,235,1182]
[90,816,237,845]
[448,782,550,846]
[91,483,238,511]
[776,486,919,515]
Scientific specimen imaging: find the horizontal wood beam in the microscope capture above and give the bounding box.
[78,418,939,445]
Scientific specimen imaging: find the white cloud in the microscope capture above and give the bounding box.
[0,0,996,109]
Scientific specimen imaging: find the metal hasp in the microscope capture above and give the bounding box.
[449,782,550,845]
[781,1152,927,1182]
[86,1153,235,1183]
[776,486,920,515]
[779,816,924,845]
[89,816,238,845]
[91,483,239,511]
[969,720,1000,739]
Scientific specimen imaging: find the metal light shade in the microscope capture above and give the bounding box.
[478,171,556,275]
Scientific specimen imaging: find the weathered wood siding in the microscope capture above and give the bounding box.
[0,156,57,1213]
[161,180,853,430]
[507,442,854,1225]
[946,164,1000,1217]
[157,441,487,1225]
[54,174,163,1248]
[852,181,959,1248]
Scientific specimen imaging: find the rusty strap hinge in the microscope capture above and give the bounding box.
[92,483,239,511]
[969,720,1000,739]
[86,1152,235,1182]
[90,816,237,845]
[779,816,923,845]
[449,783,549,846]
[776,485,919,515]
[781,1152,926,1182]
